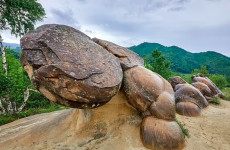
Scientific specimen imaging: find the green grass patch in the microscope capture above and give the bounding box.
[175,118,190,138]
[209,98,221,105]
[0,115,17,126]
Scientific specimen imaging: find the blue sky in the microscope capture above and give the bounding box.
[1,0,230,56]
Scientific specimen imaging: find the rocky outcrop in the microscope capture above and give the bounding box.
[20,24,123,109]
[20,24,185,150]
[169,74,224,117]
[192,74,224,98]
[94,38,185,149]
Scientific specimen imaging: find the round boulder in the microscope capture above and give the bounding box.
[123,66,175,118]
[175,84,208,109]
[20,24,123,109]
[141,117,185,150]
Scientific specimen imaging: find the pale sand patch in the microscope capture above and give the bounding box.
[178,99,230,150]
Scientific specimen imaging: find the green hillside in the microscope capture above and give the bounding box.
[129,42,230,76]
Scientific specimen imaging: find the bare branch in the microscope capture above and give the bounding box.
[17,87,39,113]
[0,99,6,115]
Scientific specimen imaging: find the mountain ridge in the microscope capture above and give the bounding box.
[129,42,230,76]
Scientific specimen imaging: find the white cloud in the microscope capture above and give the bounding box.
[1,0,230,56]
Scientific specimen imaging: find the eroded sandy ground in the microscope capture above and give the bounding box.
[0,93,230,150]
[178,99,230,150]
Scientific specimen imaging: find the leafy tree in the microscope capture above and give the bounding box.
[0,0,45,74]
[0,1,45,114]
[192,65,209,77]
[145,49,172,79]
[0,0,45,37]
[0,48,51,115]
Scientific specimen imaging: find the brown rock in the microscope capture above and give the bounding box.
[176,102,201,117]
[141,117,185,150]
[20,24,123,109]
[175,84,208,109]
[149,92,175,120]
[93,38,144,70]
[192,82,212,101]
[123,66,174,115]
[168,76,187,90]
[192,74,224,97]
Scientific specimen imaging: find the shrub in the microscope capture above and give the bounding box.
[0,115,16,126]
[209,74,228,89]
[192,65,209,77]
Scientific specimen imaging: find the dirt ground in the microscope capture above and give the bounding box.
[179,99,230,150]
[0,93,230,150]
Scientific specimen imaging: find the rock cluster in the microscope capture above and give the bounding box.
[168,74,223,117]
[94,39,185,150]
[21,24,185,150]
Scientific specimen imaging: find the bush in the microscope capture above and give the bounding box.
[209,74,228,89]
[222,88,230,101]
[0,115,16,126]
[192,65,209,77]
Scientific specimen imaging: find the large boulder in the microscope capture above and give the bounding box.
[175,84,208,109]
[174,83,208,117]
[141,117,185,150]
[123,66,175,120]
[20,24,123,109]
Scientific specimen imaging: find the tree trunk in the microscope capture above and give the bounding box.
[4,95,14,115]
[0,99,6,115]
[0,41,7,76]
